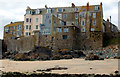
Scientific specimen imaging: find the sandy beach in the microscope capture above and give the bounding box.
[0,59,118,74]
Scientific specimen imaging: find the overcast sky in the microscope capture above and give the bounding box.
[0,0,119,39]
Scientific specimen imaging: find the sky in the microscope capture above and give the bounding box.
[0,0,119,39]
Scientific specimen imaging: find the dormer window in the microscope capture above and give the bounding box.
[36,9,40,14]
[26,10,32,14]
[94,6,100,11]
[73,8,78,12]
[47,9,52,13]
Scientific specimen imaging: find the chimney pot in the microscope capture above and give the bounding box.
[72,3,75,8]
[100,2,102,6]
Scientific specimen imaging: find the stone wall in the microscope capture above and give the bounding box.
[0,39,2,58]
[5,35,36,53]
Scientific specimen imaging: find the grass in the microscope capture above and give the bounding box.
[103,38,120,47]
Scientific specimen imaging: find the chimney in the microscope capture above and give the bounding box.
[100,2,102,6]
[110,16,111,23]
[72,3,75,8]
[10,22,13,24]
[107,18,109,22]
[45,5,48,9]
[87,2,89,11]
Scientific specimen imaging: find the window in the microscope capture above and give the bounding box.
[94,6,100,11]
[5,27,9,32]
[82,13,85,18]
[73,8,78,12]
[47,9,52,13]
[17,25,20,30]
[83,9,86,11]
[54,20,56,23]
[36,25,38,29]
[12,32,14,35]
[36,18,38,22]
[30,18,31,22]
[49,20,51,24]
[63,35,67,39]
[26,18,29,22]
[13,26,15,29]
[93,13,96,18]
[63,14,67,18]
[26,32,29,36]
[75,13,78,19]
[60,21,63,26]
[82,20,85,26]
[56,28,62,32]
[82,27,85,32]
[26,25,28,30]
[29,25,31,30]
[57,8,62,12]
[17,31,21,36]
[36,9,40,14]
[57,14,62,19]
[91,28,95,31]
[93,20,96,26]
[26,10,31,14]
[74,21,78,26]
[63,28,69,32]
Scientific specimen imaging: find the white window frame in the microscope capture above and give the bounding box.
[75,13,78,19]
[81,20,85,26]
[91,28,95,31]
[56,28,62,32]
[63,28,69,32]
[74,21,78,26]
[82,27,85,32]
[94,6,99,11]
[93,13,96,18]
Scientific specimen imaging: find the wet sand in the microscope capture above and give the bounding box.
[0,59,118,74]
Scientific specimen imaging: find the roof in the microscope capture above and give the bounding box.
[4,21,24,27]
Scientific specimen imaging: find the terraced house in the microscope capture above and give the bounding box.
[23,2,104,50]
[4,21,24,40]
[3,2,119,52]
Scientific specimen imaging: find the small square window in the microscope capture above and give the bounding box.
[63,35,67,39]
[63,28,69,32]
[91,28,95,31]
[63,14,67,18]
[56,28,62,32]
[82,27,85,32]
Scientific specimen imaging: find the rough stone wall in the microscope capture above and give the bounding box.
[0,39,2,58]
[5,35,36,53]
[54,26,78,50]
[78,32,103,50]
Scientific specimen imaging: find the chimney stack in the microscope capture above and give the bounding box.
[72,3,75,8]
[100,2,102,6]
[107,18,109,22]
[10,22,13,24]
[45,5,48,9]
[87,2,89,11]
